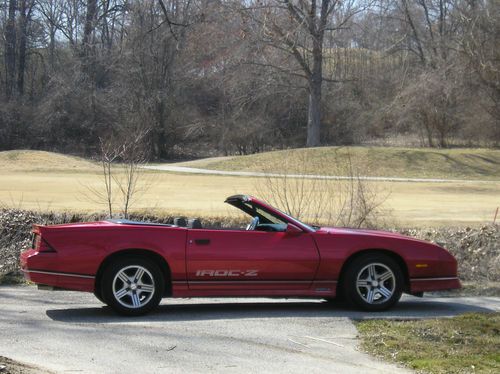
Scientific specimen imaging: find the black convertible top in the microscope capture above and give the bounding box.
[224,194,250,203]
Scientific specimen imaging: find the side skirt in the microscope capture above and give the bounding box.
[170,280,338,298]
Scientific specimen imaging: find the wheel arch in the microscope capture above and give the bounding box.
[337,249,410,293]
[95,248,172,297]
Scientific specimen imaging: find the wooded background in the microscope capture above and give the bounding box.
[1,0,498,159]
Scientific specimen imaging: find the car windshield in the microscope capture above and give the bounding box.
[269,205,317,232]
[241,202,286,225]
[241,201,316,232]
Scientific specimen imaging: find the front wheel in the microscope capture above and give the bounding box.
[342,254,403,311]
[101,257,164,316]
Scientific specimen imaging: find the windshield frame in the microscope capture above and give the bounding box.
[268,205,316,232]
[225,195,316,233]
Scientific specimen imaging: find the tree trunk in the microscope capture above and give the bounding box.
[82,0,97,79]
[306,27,323,147]
[4,0,17,99]
[17,0,32,97]
[83,0,97,49]
[422,112,434,147]
[306,78,322,147]
[438,115,448,148]
[49,30,56,67]
[154,94,169,160]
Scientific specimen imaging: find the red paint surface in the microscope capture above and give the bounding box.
[20,196,461,298]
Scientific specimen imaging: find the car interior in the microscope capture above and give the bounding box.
[171,196,294,232]
[173,217,202,229]
[172,215,288,232]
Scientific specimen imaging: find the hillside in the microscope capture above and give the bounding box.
[0,150,98,172]
[181,147,500,180]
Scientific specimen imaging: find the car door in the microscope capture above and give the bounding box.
[186,228,320,290]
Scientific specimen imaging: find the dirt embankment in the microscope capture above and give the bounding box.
[402,225,500,283]
[0,356,51,374]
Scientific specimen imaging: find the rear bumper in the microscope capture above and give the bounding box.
[20,249,95,292]
[410,277,461,293]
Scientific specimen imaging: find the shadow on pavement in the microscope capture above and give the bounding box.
[46,297,497,324]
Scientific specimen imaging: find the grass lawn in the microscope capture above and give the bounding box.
[179,147,500,181]
[0,149,97,172]
[357,313,500,374]
[1,149,499,227]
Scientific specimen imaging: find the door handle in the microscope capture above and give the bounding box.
[194,239,210,245]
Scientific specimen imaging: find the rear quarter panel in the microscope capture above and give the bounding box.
[39,225,188,280]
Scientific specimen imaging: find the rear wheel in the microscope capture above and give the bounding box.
[342,254,403,311]
[101,257,164,316]
[93,289,105,304]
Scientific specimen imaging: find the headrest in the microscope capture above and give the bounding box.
[188,218,202,229]
[174,217,187,227]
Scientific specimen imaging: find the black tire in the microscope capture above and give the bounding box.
[101,256,164,316]
[342,254,403,311]
[93,289,105,304]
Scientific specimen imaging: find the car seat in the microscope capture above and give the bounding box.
[188,218,202,229]
[174,217,187,227]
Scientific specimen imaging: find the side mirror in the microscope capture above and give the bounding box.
[285,223,303,235]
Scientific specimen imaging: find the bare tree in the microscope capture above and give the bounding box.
[238,0,369,146]
[460,0,500,142]
[1,0,499,154]
[380,0,465,147]
[255,150,389,228]
[84,137,121,217]
[37,0,65,67]
[83,129,151,218]
[115,130,151,218]
[4,0,17,99]
[17,0,35,96]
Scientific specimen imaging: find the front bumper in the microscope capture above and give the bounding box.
[410,276,461,293]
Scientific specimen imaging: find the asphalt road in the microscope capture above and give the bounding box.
[1,285,499,374]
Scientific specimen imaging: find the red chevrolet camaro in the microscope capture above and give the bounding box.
[20,194,460,315]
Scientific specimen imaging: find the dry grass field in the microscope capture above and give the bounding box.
[1,150,499,227]
[0,150,97,172]
[178,146,500,181]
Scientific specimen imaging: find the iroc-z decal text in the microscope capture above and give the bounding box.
[195,270,259,277]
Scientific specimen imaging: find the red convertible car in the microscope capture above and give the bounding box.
[21,195,460,315]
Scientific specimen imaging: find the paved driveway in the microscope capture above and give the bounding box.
[1,285,499,374]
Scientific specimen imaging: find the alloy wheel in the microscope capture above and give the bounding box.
[112,265,155,309]
[355,263,396,305]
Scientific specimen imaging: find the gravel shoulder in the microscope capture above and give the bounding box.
[1,285,500,374]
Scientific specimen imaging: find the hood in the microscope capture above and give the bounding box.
[317,226,424,242]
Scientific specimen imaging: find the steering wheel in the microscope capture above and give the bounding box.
[246,216,259,231]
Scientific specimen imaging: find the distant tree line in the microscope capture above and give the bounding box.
[0,0,498,159]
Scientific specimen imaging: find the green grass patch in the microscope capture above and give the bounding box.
[194,147,500,180]
[357,313,500,373]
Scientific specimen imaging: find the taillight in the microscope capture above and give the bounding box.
[33,233,56,253]
[31,233,38,249]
